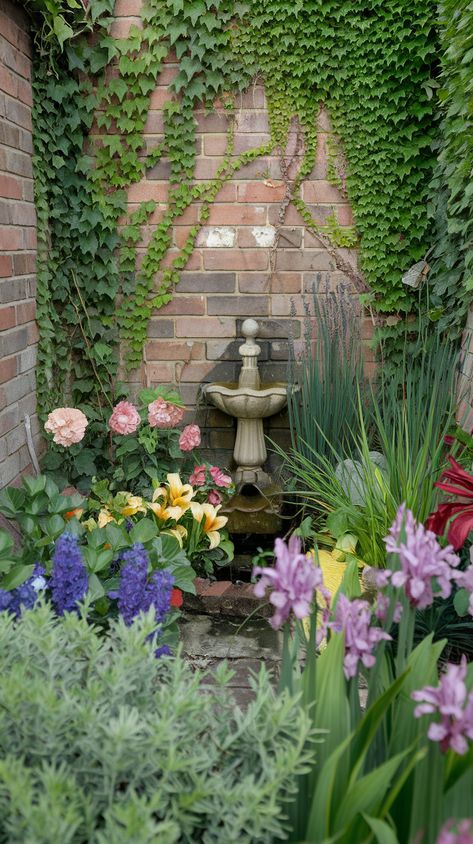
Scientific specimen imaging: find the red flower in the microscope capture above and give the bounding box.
[426,456,473,549]
[170,588,183,608]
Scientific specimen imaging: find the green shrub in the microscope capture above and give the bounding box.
[0,603,312,842]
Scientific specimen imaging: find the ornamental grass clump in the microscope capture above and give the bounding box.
[0,603,312,843]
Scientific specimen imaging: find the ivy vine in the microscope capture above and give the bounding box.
[30,0,446,412]
[429,0,473,336]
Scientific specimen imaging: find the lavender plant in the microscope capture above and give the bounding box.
[0,603,312,843]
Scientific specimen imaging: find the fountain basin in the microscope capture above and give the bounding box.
[203,382,288,420]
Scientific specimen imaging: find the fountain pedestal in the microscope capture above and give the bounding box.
[204,319,289,489]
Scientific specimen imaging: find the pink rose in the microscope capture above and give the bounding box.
[179,424,201,452]
[189,464,206,487]
[44,407,88,447]
[108,401,140,435]
[208,489,223,506]
[148,397,184,429]
[209,466,232,488]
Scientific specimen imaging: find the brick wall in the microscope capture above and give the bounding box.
[0,0,39,486]
[111,2,372,468]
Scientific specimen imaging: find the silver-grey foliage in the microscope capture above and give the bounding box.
[0,603,312,843]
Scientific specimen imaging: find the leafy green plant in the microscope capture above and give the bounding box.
[287,276,368,468]
[284,332,459,566]
[0,475,83,580]
[429,0,473,335]
[0,603,312,843]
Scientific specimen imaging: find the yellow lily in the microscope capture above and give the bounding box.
[150,474,194,521]
[162,525,188,547]
[190,502,228,549]
[165,473,194,509]
[120,494,146,517]
[98,508,115,529]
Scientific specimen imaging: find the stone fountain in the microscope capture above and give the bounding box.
[204,319,291,535]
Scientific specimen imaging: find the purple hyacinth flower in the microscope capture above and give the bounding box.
[0,563,47,618]
[412,656,473,755]
[436,820,473,844]
[253,536,322,630]
[384,504,460,609]
[114,543,149,625]
[50,534,88,615]
[112,544,174,657]
[329,594,391,679]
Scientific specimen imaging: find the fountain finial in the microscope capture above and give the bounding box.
[241,318,259,340]
[238,319,261,388]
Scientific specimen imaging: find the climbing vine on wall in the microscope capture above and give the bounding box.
[30,0,441,410]
[429,0,473,336]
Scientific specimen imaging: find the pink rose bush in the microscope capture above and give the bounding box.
[148,397,184,429]
[108,401,140,435]
[44,408,88,447]
[188,463,234,508]
[179,424,201,452]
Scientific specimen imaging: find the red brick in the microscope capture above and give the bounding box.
[0,226,23,250]
[177,361,216,381]
[271,203,306,227]
[148,86,170,109]
[27,322,38,344]
[0,356,17,384]
[203,249,268,271]
[201,580,231,598]
[237,87,266,109]
[271,295,304,316]
[271,272,302,293]
[235,112,270,133]
[302,180,343,203]
[156,65,178,85]
[207,204,267,226]
[5,97,31,130]
[144,112,164,133]
[15,301,35,324]
[233,133,271,154]
[0,255,12,277]
[195,112,229,134]
[159,248,201,270]
[207,295,269,316]
[237,182,285,203]
[0,13,20,48]
[203,135,228,156]
[127,182,168,202]
[174,225,196,248]
[158,296,205,316]
[0,65,17,98]
[110,17,142,38]
[194,158,225,185]
[275,249,333,272]
[0,174,22,199]
[214,183,237,203]
[144,363,174,382]
[147,340,204,360]
[238,273,270,293]
[17,78,33,107]
[24,227,36,249]
[175,316,235,338]
[237,227,275,248]
[0,306,15,330]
